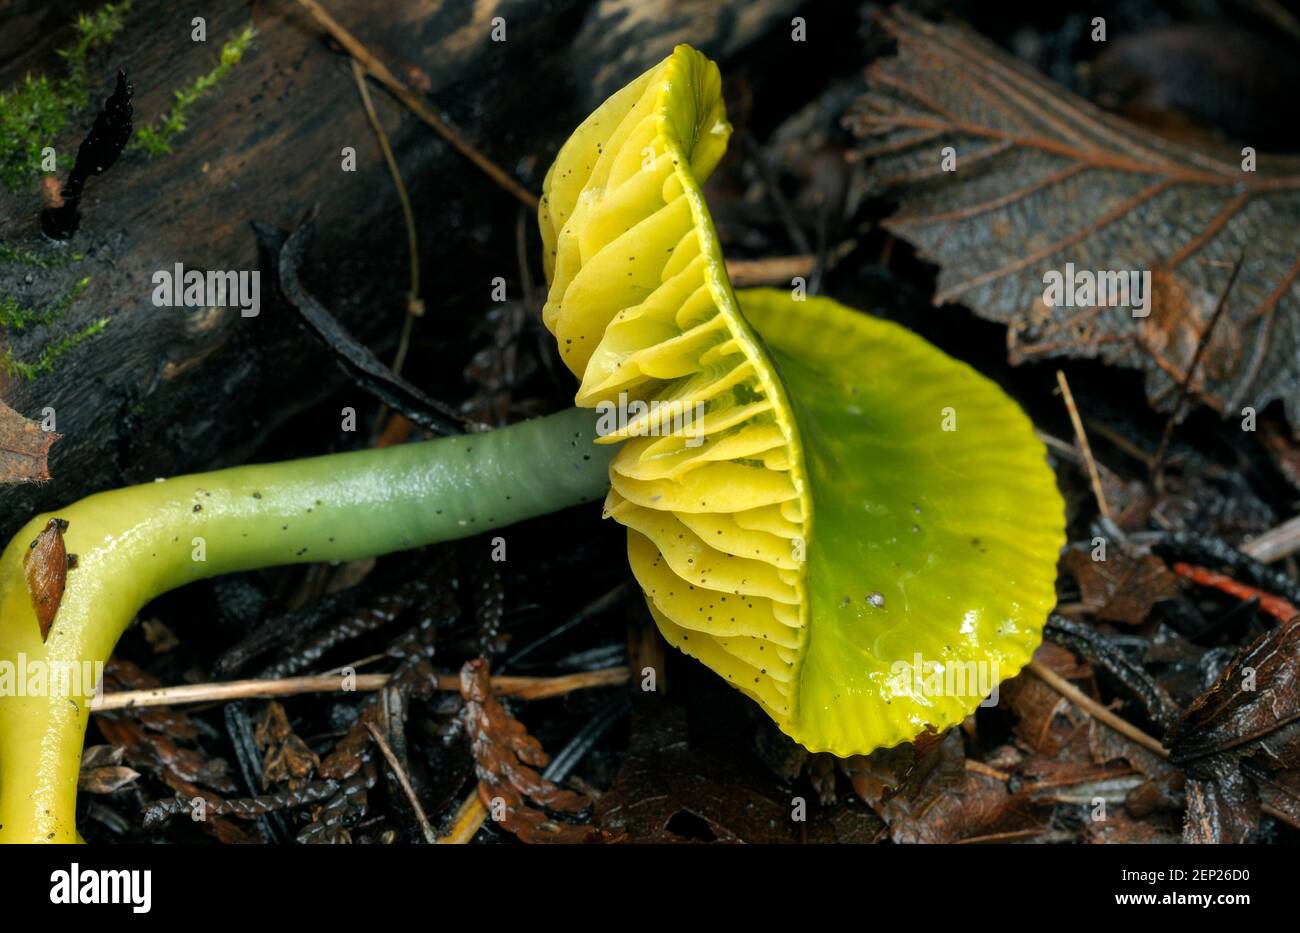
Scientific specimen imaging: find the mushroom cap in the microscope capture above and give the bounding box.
[540,46,1065,756]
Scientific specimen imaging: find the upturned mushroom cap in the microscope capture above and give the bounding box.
[540,45,1065,756]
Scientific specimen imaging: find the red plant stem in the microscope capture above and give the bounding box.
[1172,561,1300,624]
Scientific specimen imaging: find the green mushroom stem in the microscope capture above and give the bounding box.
[0,407,612,843]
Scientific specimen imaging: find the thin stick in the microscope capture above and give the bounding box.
[1151,253,1246,488]
[964,759,1010,781]
[1036,430,1124,489]
[295,0,538,210]
[1027,659,1168,758]
[1241,515,1300,564]
[509,667,630,700]
[351,58,422,375]
[91,667,630,712]
[1084,418,1156,469]
[516,207,537,311]
[1055,370,1112,524]
[1247,0,1300,45]
[745,134,812,255]
[725,255,815,287]
[438,789,487,844]
[366,722,437,843]
[724,243,855,287]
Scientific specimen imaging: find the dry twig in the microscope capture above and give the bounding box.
[350,58,422,375]
[1055,370,1113,523]
[365,722,437,843]
[1027,658,1169,758]
[93,667,630,712]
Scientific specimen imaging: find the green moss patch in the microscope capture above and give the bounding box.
[0,1,133,192]
[132,24,256,157]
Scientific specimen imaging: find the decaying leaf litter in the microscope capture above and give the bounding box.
[4,1,1300,844]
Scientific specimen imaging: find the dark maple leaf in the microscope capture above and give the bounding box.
[1062,545,1179,625]
[0,398,58,484]
[849,10,1300,424]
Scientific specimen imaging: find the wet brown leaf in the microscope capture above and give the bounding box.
[319,706,380,781]
[97,716,234,793]
[79,765,141,795]
[1002,647,1093,758]
[1002,646,1175,826]
[1125,771,1186,819]
[841,740,932,808]
[868,731,1046,844]
[255,701,319,789]
[140,619,179,654]
[597,698,852,843]
[0,399,58,484]
[850,10,1300,422]
[78,745,140,795]
[1260,415,1300,488]
[1086,810,1181,844]
[1167,622,1300,762]
[1168,623,1300,840]
[1255,766,1300,830]
[1088,719,1170,780]
[1062,545,1179,625]
[23,517,69,642]
[103,660,198,740]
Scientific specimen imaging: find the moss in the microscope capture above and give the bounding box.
[1,316,109,381]
[0,267,106,382]
[0,1,133,192]
[0,276,89,331]
[0,243,84,269]
[132,25,257,157]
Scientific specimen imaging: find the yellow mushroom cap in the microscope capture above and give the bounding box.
[540,46,1065,756]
